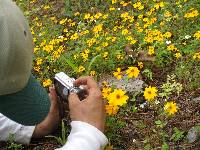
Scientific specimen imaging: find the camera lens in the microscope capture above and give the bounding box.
[63,87,69,96]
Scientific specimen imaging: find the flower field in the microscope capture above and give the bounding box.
[5,0,200,149]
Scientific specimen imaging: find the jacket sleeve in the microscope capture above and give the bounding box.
[0,113,35,144]
[56,121,108,150]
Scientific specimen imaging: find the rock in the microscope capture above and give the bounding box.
[192,97,200,104]
[187,125,200,143]
[99,75,145,93]
[33,146,42,150]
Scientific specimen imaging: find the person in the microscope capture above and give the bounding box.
[0,0,108,149]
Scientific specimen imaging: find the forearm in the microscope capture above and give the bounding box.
[0,113,35,144]
[56,121,108,150]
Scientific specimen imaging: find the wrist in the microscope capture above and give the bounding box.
[32,123,47,138]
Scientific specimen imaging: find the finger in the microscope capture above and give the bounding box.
[68,93,81,108]
[49,85,58,105]
[81,85,89,96]
[87,88,102,102]
[74,76,98,89]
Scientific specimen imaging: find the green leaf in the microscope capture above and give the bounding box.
[131,105,138,113]
[162,142,168,150]
[155,120,162,125]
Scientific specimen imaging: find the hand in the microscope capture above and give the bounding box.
[33,86,60,138]
[68,76,106,132]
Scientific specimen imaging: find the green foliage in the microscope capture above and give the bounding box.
[106,116,126,140]
[142,69,153,81]
[159,74,183,98]
[47,120,68,146]
[161,142,168,150]
[7,134,22,150]
[174,60,200,90]
[170,127,185,142]
[196,124,200,132]
[143,139,151,150]
[155,120,167,128]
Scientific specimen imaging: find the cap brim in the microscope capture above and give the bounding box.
[0,74,50,125]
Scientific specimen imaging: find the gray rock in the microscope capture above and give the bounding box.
[32,146,42,150]
[99,75,145,93]
[187,126,200,143]
[192,97,200,104]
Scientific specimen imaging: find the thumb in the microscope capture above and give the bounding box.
[68,93,81,108]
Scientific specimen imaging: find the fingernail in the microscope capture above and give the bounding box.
[49,86,53,91]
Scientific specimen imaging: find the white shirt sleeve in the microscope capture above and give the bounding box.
[56,121,108,150]
[0,113,35,144]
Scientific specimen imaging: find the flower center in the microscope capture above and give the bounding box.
[148,91,152,94]
[116,94,121,99]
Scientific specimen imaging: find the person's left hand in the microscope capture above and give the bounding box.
[32,85,60,138]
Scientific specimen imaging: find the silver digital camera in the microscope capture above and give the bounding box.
[54,72,86,102]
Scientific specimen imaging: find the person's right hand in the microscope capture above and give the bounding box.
[68,76,106,132]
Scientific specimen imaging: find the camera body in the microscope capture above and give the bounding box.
[54,72,85,102]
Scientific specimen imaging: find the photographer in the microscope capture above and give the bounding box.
[0,0,108,149]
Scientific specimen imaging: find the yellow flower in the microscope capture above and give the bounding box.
[164,11,172,17]
[148,46,155,55]
[70,33,79,40]
[59,18,67,25]
[113,68,123,80]
[133,2,143,10]
[175,53,181,59]
[36,58,43,65]
[167,44,177,51]
[90,70,96,76]
[34,46,39,53]
[105,104,119,115]
[193,52,200,59]
[164,101,178,115]
[107,89,129,106]
[164,32,172,38]
[84,13,91,20]
[138,14,143,19]
[122,29,129,35]
[43,44,54,53]
[74,12,80,16]
[184,9,199,18]
[121,12,129,19]
[43,79,52,87]
[78,66,85,73]
[33,66,40,72]
[93,24,103,34]
[144,86,158,101]
[81,49,89,62]
[160,21,165,26]
[194,31,200,39]
[103,52,109,59]
[36,22,42,27]
[109,7,116,11]
[126,67,140,78]
[131,39,137,44]
[73,54,79,60]
[138,62,144,69]
[102,81,108,87]
[116,54,123,60]
[43,5,50,10]
[94,13,102,19]
[102,42,109,47]
[103,14,109,19]
[112,0,117,4]
[102,87,112,99]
